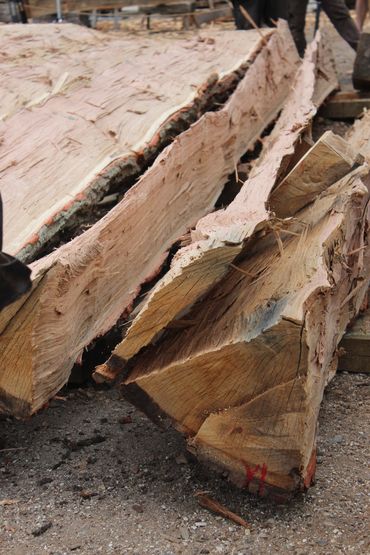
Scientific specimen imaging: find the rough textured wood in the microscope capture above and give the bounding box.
[121,168,370,498]
[338,309,370,373]
[1,24,271,261]
[0,23,300,416]
[270,130,363,218]
[98,32,338,377]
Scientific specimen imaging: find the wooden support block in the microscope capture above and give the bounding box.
[318,91,370,119]
[353,33,370,91]
[1,24,272,261]
[0,23,301,416]
[339,308,370,373]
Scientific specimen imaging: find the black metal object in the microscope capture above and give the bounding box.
[0,195,31,311]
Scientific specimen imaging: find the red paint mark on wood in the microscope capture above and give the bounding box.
[258,463,268,496]
[244,462,268,496]
[304,448,316,489]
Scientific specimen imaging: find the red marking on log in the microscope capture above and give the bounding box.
[244,462,268,496]
[258,463,268,496]
[304,448,316,489]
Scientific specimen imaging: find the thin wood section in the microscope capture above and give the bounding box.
[338,309,370,373]
[270,130,363,218]
[1,24,272,261]
[99,32,338,377]
[0,24,300,416]
[122,170,370,498]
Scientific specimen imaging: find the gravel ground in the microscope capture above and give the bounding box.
[0,372,369,555]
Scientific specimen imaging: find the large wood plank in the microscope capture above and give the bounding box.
[0,23,300,416]
[97,31,338,377]
[1,24,269,261]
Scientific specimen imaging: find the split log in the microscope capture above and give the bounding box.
[121,167,370,498]
[0,23,300,416]
[97,31,338,378]
[1,24,273,261]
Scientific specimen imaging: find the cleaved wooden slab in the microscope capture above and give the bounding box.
[0,23,301,416]
[97,31,338,378]
[121,167,370,499]
[270,130,364,218]
[0,24,272,261]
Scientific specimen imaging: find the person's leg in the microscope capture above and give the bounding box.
[355,0,368,30]
[231,0,264,30]
[287,0,309,56]
[322,0,360,50]
[231,0,247,29]
[264,0,288,26]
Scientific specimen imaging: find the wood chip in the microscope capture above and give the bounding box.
[195,492,250,529]
[0,499,19,506]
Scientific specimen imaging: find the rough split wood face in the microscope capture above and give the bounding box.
[0,23,300,416]
[122,169,370,498]
[100,32,338,374]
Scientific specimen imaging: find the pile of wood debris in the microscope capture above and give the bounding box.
[0,22,369,501]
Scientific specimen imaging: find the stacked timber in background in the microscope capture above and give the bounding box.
[96,34,370,499]
[0,22,301,415]
[0,0,12,22]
